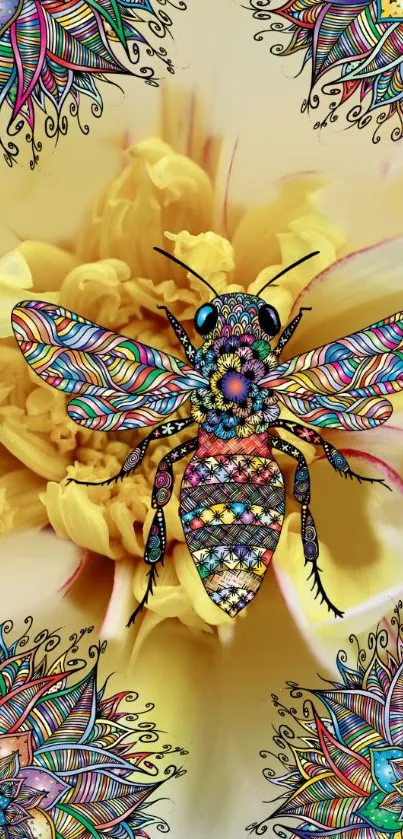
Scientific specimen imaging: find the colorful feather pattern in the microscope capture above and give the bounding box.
[0,0,187,166]
[0,617,186,839]
[262,309,403,430]
[247,602,403,838]
[12,299,403,433]
[12,300,208,430]
[245,0,403,142]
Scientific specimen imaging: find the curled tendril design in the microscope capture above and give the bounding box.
[0,617,186,839]
[245,817,271,835]
[348,631,367,667]
[271,694,299,721]
[243,0,403,143]
[249,605,403,839]
[0,0,187,165]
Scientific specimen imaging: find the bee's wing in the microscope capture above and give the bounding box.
[12,301,208,430]
[261,310,403,430]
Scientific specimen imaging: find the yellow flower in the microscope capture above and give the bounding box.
[1,90,403,672]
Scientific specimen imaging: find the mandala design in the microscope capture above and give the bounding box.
[191,294,280,441]
[0,0,187,167]
[0,616,186,839]
[247,602,403,838]
[246,0,403,142]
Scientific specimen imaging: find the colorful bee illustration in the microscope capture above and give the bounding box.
[11,248,403,625]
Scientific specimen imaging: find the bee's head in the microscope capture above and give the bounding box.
[153,246,319,355]
[194,294,281,346]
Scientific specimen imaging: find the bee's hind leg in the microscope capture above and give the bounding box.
[127,435,198,627]
[66,418,195,489]
[268,433,344,619]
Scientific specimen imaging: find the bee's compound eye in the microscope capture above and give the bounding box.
[194,303,218,336]
[258,304,281,339]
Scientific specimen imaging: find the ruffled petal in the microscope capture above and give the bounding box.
[18,241,78,291]
[232,175,344,292]
[44,482,122,559]
[0,250,33,338]
[77,139,214,279]
[287,237,403,361]
[0,462,46,534]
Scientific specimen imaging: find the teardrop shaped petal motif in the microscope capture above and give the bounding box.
[0,0,188,165]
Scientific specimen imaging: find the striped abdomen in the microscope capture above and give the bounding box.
[179,429,285,617]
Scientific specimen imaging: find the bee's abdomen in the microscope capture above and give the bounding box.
[179,430,285,618]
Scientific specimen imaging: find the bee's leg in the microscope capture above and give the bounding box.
[157,305,196,364]
[269,419,390,489]
[127,436,198,626]
[66,418,195,488]
[268,433,344,619]
[274,307,312,358]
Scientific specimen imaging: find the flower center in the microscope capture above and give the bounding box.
[221,371,251,404]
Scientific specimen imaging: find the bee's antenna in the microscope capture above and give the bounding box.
[257,251,320,295]
[153,246,218,296]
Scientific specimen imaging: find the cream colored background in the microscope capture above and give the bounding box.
[1,2,403,838]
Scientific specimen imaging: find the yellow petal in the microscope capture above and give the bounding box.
[77,140,214,279]
[232,175,344,290]
[18,241,79,291]
[0,466,47,534]
[287,236,403,358]
[0,250,32,338]
[164,230,235,295]
[0,414,69,481]
[100,556,139,661]
[60,259,132,327]
[44,482,121,558]
[160,88,222,185]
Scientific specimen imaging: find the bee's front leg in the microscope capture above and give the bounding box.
[66,417,195,488]
[157,305,196,364]
[127,436,198,627]
[274,307,312,358]
[268,432,344,619]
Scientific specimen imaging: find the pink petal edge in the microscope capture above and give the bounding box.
[59,549,89,595]
[293,234,403,314]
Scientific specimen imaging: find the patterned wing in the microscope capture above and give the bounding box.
[261,310,403,430]
[12,300,208,430]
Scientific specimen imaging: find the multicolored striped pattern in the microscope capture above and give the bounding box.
[256,610,403,839]
[0,0,187,165]
[262,310,403,429]
[0,618,182,839]
[246,0,403,141]
[12,300,207,430]
[12,300,403,433]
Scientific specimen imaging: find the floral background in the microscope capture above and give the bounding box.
[1,1,403,837]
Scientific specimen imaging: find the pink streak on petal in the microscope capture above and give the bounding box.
[294,235,403,315]
[222,136,239,238]
[317,447,403,492]
[59,549,89,596]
